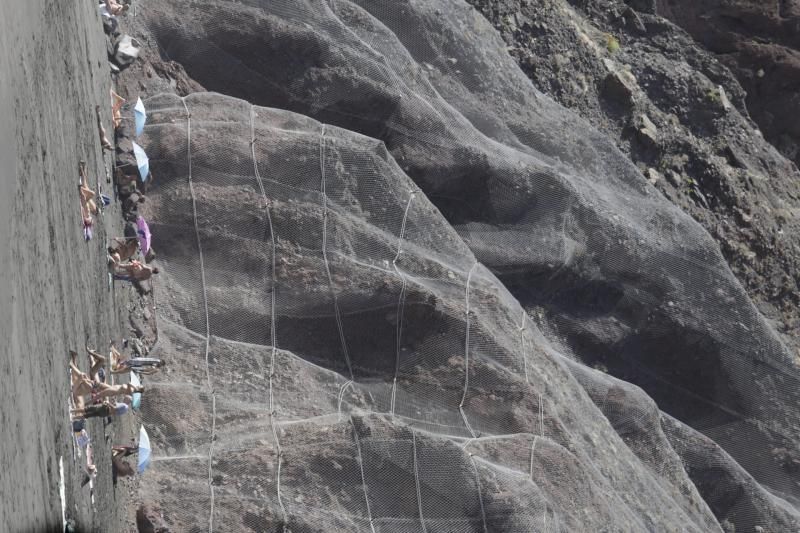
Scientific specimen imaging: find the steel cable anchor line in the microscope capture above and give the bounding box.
[249,105,287,530]
[350,415,377,533]
[518,310,531,384]
[181,97,217,533]
[320,124,355,382]
[391,191,416,416]
[460,263,479,437]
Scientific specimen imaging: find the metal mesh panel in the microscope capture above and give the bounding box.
[127,0,800,526]
[132,89,779,532]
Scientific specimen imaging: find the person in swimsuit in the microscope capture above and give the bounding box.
[111,89,125,129]
[108,237,139,266]
[69,351,143,401]
[103,0,129,17]
[78,161,98,240]
[113,355,166,375]
[86,346,109,383]
[114,260,159,281]
[93,382,144,400]
[69,351,97,404]
[71,400,129,420]
[96,105,113,151]
[112,445,138,458]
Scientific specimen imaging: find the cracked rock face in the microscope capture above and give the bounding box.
[115,0,800,531]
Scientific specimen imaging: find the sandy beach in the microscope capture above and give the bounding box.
[1,1,135,531]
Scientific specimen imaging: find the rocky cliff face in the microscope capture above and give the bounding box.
[465,0,800,364]
[655,0,800,167]
[114,1,800,531]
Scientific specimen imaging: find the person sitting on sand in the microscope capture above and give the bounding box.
[115,167,139,188]
[103,0,129,17]
[69,351,95,406]
[71,399,129,420]
[114,260,159,281]
[111,89,125,129]
[69,351,144,401]
[86,346,109,383]
[122,192,145,218]
[112,455,135,481]
[78,162,97,215]
[108,237,139,265]
[93,381,144,400]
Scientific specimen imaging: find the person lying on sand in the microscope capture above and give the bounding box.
[111,89,125,129]
[78,162,98,215]
[71,399,129,420]
[96,105,113,151]
[82,442,97,488]
[114,260,159,281]
[112,350,166,375]
[78,161,97,240]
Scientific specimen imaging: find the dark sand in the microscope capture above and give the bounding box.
[1,1,134,531]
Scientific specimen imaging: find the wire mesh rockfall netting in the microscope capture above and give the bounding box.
[127,0,800,531]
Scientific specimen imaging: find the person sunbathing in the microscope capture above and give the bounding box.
[70,352,143,401]
[79,186,97,215]
[93,381,144,400]
[104,0,129,17]
[108,237,139,265]
[111,89,125,129]
[112,455,135,481]
[114,260,159,281]
[112,445,138,458]
[71,399,129,420]
[69,351,97,403]
[122,192,145,217]
[80,204,94,241]
[78,161,99,240]
[78,163,97,214]
[95,105,113,151]
[111,348,166,375]
[85,346,112,382]
[114,167,138,187]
